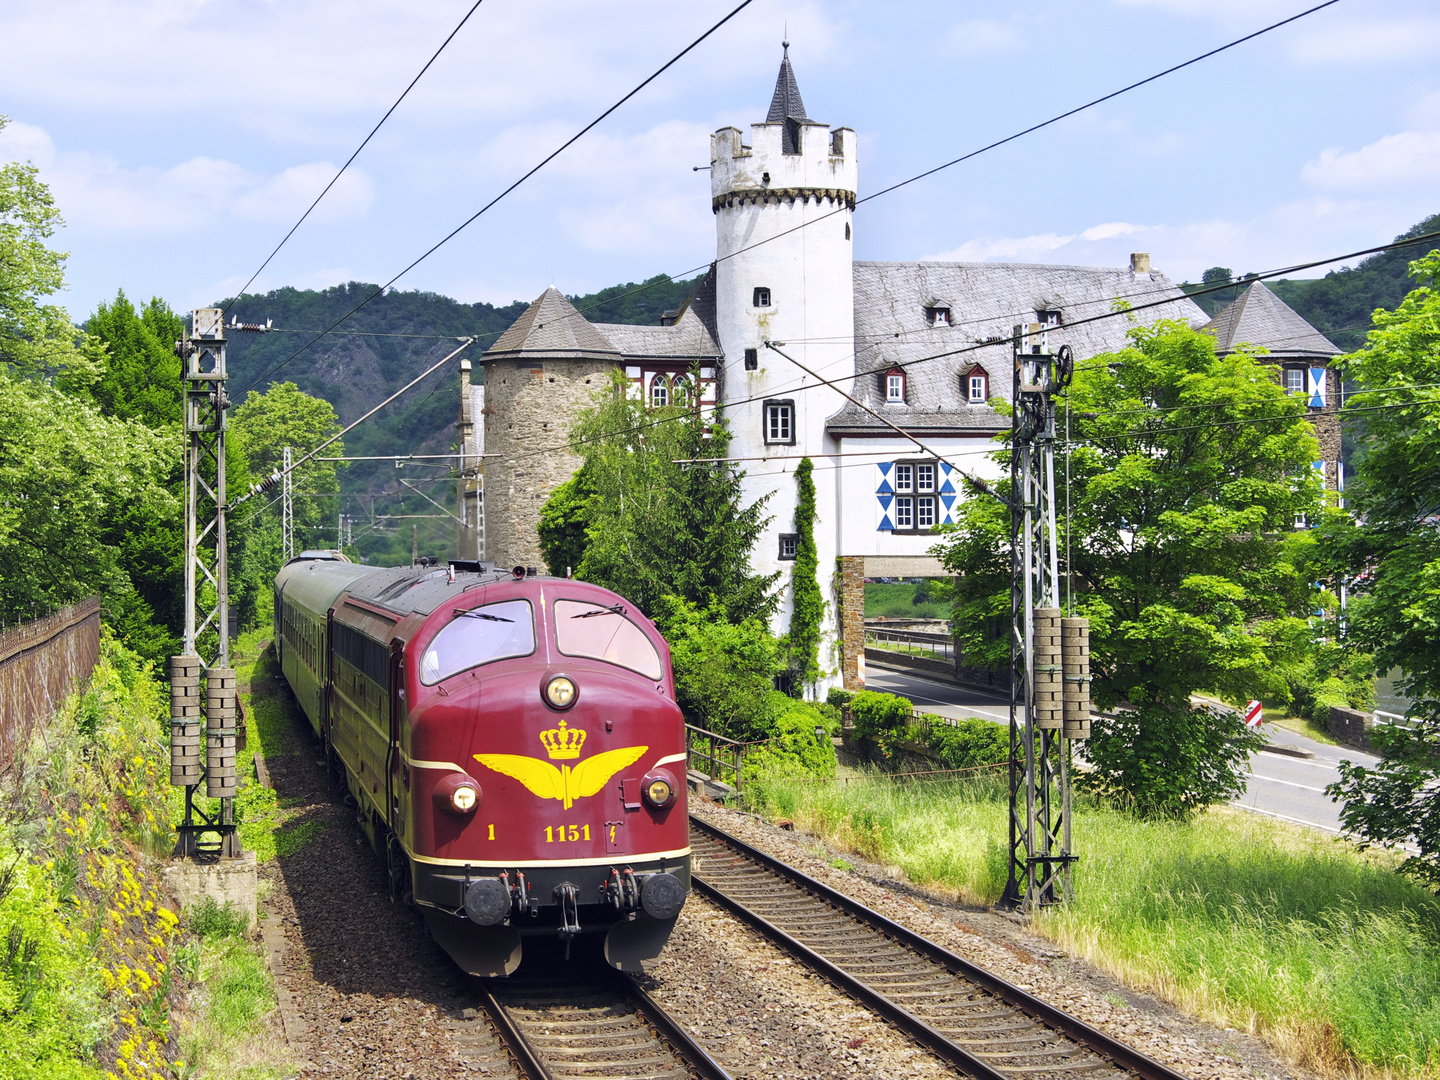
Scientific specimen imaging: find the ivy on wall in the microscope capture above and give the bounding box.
[785,457,824,696]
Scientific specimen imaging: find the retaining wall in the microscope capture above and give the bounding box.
[0,597,101,772]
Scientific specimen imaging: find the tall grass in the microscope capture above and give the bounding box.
[749,773,1440,1077]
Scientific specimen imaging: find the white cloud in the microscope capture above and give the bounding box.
[922,232,1078,262]
[1290,18,1440,63]
[941,18,1026,57]
[232,162,375,223]
[1081,221,1145,241]
[1,120,373,232]
[1302,132,1440,193]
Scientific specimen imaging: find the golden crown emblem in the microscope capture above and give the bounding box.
[539,719,586,761]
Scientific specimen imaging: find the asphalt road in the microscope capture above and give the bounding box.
[864,660,1379,835]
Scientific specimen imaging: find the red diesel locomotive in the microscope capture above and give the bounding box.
[273,553,690,976]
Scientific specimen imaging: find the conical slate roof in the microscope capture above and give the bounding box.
[766,44,811,154]
[1202,280,1339,360]
[484,287,619,360]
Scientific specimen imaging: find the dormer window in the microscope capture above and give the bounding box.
[883,366,906,403]
[753,287,771,308]
[927,306,951,327]
[964,365,989,404]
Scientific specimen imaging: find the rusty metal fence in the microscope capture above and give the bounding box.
[685,724,754,793]
[0,597,102,772]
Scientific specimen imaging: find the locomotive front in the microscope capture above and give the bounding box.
[395,575,690,976]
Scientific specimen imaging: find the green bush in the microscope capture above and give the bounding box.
[185,897,250,941]
[920,717,1010,770]
[741,692,837,785]
[849,691,913,740]
[654,595,780,740]
[825,687,853,709]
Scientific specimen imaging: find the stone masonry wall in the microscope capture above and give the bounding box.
[480,357,614,570]
[839,556,865,689]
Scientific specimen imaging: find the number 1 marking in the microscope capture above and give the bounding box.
[488,823,495,840]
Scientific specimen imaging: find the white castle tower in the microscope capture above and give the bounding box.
[711,46,856,690]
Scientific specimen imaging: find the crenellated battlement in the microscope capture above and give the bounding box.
[711,122,856,211]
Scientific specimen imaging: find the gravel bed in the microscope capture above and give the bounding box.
[691,798,1315,1080]
[250,661,496,1078]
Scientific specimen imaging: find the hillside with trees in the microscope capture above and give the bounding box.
[1181,212,1439,351]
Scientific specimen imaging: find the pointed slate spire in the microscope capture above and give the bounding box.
[766,41,810,154]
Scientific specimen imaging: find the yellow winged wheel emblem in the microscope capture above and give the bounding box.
[474,745,649,810]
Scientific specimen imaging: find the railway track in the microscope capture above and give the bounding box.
[690,814,1192,1080]
[453,956,734,1080]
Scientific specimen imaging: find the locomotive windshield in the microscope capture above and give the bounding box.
[420,599,535,685]
[553,600,663,680]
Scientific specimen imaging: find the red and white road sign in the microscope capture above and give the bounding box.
[1243,700,1263,728]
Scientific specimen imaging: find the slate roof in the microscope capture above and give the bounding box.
[485,274,721,367]
[1201,280,1340,361]
[828,260,1208,435]
[766,46,811,154]
[484,287,618,361]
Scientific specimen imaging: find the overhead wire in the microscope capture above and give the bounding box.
[494,228,1440,469]
[235,0,759,398]
[224,0,491,313]
[234,0,1343,396]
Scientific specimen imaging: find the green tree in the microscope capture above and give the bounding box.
[537,469,594,577]
[230,382,343,624]
[557,371,777,621]
[1323,252,1440,887]
[0,115,103,386]
[653,595,780,740]
[781,457,823,695]
[934,318,1321,817]
[86,290,184,426]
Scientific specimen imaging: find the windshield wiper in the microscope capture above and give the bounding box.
[571,603,626,619]
[457,610,513,622]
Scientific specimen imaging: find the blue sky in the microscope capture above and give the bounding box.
[2,0,1438,321]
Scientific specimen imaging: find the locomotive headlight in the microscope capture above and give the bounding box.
[642,769,676,809]
[433,773,482,816]
[545,675,577,709]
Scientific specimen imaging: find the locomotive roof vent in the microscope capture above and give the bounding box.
[511,565,527,579]
[449,559,489,575]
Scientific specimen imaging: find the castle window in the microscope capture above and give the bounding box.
[650,374,670,408]
[916,464,935,493]
[927,307,950,327]
[894,498,914,530]
[672,374,694,407]
[894,464,913,493]
[1037,309,1062,327]
[753,287,771,308]
[884,367,906,403]
[778,533,798,560]
[744,348,758,371]
[964,366,989,404]
[917,497,937,530]
[845,222,851,240]
[764,399,795,445]
[1284,367,1305,394]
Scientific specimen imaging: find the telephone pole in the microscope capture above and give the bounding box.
[169,308,240,859]
[1002,322,1090,910]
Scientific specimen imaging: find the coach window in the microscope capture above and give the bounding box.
[554,600,663,680]
[420,599,535,685]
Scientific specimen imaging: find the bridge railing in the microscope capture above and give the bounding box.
[0,597,102,773]
[685,724,756,793]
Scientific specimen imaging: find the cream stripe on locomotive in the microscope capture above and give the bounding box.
[405,846,693,869]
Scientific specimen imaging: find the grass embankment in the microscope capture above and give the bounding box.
[864,581,948,621]
[751,774,1440,1077]
[0,631,294,1079]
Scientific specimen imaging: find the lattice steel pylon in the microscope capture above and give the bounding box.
[1001,323,1088,910]
[169,307,240,859]
[281,445,295,563]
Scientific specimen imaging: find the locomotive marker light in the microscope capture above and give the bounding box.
[545,675,577,709]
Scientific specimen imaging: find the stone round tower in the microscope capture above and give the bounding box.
[711,46,856,682]
[478,288,619,571]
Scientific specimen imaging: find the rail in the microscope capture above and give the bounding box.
[690,814,1189,1080]
[685,723,753,792]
